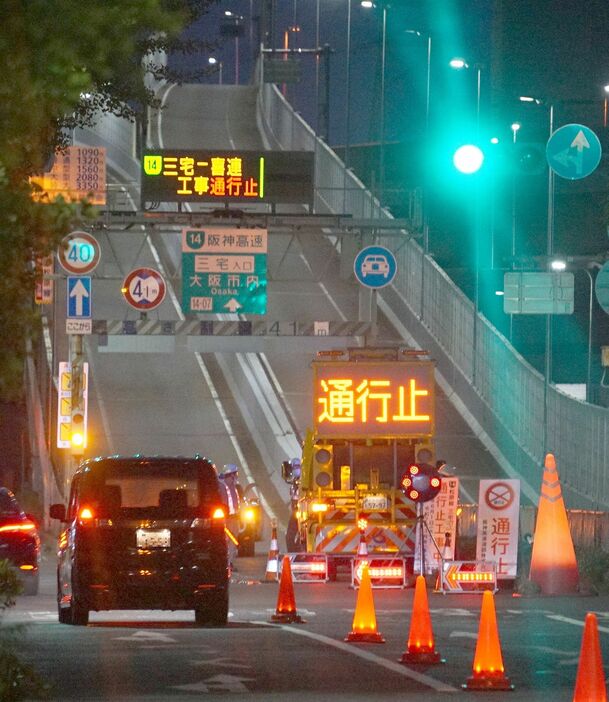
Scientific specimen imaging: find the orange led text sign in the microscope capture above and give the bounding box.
[313,361,435,439]
[141,149,314,205]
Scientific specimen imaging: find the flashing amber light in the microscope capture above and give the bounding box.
[410,465,419,475]
[431,477,440,488]
[309,562,326,573]
[357,518,368,530]
[311,502,328,513]
[71,431,85,448]
[401,477,412,488]
[19,564,35,571]
[0,522,36,533]
[79,507,94,521]
[449,572,494,583]
[368,566,403,579]
[409,489,420,500]
[212,507,225,520]
[242,507,256,522]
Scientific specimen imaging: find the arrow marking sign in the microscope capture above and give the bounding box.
[67,276,91,319]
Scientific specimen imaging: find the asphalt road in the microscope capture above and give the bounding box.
[6,549,609,701]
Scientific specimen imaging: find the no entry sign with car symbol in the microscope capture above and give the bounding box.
[476,479,520,579]
[121,268,166,311]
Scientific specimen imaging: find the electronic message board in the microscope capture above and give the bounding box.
[141,149,314,205]
[313,361,435,440]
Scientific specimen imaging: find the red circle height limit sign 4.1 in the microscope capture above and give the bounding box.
[57,231,101,275]
[121,268,166,311]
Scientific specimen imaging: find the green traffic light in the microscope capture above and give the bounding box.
[453,144,484,174]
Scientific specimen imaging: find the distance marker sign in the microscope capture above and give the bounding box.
[121,268,166,311]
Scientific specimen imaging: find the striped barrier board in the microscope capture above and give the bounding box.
[92,320,372,337]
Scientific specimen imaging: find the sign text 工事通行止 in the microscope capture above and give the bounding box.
[312,361,435,439]
[141,149,314,206]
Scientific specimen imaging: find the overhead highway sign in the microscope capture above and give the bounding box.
[141,149,314,205]
[181,228,267,315]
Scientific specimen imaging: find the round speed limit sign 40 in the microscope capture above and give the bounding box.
[121,268,166,311]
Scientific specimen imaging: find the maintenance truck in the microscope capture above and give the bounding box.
[282,347,440,579]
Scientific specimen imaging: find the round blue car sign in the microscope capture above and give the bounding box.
[354,245,397,289]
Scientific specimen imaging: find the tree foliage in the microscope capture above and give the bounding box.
[0,0,217,400]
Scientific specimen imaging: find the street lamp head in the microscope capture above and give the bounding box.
[519,95,543,105]
[550,258,567,271]
[208,57,218,65]
[603,84,609,94]
[511,122,521,132]
[360,1,375,7]
[449,57,469,70]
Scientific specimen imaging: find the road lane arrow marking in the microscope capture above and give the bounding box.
[190,657,252,669]
[113,630,177,644]
[174,674,256,694]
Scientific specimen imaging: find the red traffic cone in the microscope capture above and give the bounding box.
[400,575,443,664]
[270,555,304,623]
[463,589,513,691]
[529,453,579,595]
[264,519,280,582]
[345,564,385,643]
[573,613,607,702]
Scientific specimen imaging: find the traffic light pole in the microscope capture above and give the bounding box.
[68,333,85,485]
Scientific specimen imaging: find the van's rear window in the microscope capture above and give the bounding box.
[80,460,219,516]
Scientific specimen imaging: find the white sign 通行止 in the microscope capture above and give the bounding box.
[414,477,459,575]
[476,479,521,579]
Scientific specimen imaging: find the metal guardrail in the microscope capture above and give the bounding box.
[256,69,609,510]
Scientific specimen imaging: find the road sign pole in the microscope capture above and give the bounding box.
[69,334,85,475]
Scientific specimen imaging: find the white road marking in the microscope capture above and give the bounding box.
[113,630,178,643]
[174,674,256,694]
[546,613,609,634]
[190,657,252,669]
[449,631,477,640]
[255,622,458,692]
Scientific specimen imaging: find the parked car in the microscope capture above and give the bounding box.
[50,455,229,626]
[0,487,41,595]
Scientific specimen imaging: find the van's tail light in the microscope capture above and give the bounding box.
[191,506,226,529]
[0,521,36,534]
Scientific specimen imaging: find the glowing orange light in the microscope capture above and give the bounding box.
[357,518,368,530]
[311,502,328,513]
[79,507,94,520]
[19,565,35,571]
[0,522,36,533]
[410,465,419,475]
[409,490,419,500]
[431,477,440,487]
[242,508,256,522]
[212,507,225,520]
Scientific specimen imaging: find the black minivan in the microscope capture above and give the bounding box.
[50,455,229,626]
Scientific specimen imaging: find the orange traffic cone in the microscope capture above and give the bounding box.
[463,589,513,691]
[357,529,368,557]
[345,564,385,643]
[270,555,304,623]
[264,519,280,582]
[573,613,607,702]
[529,453,579,595]
[400,575,443,664]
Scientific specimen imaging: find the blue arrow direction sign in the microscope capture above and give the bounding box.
[353,245,397,289]
[67,276,91,318]
[546,124,602,180]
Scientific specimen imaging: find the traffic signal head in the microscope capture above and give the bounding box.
[453,144,484,174]
[312,445,333,488]
[512,142,546,175]
[399,463,441,503]
[70,409,86,454]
